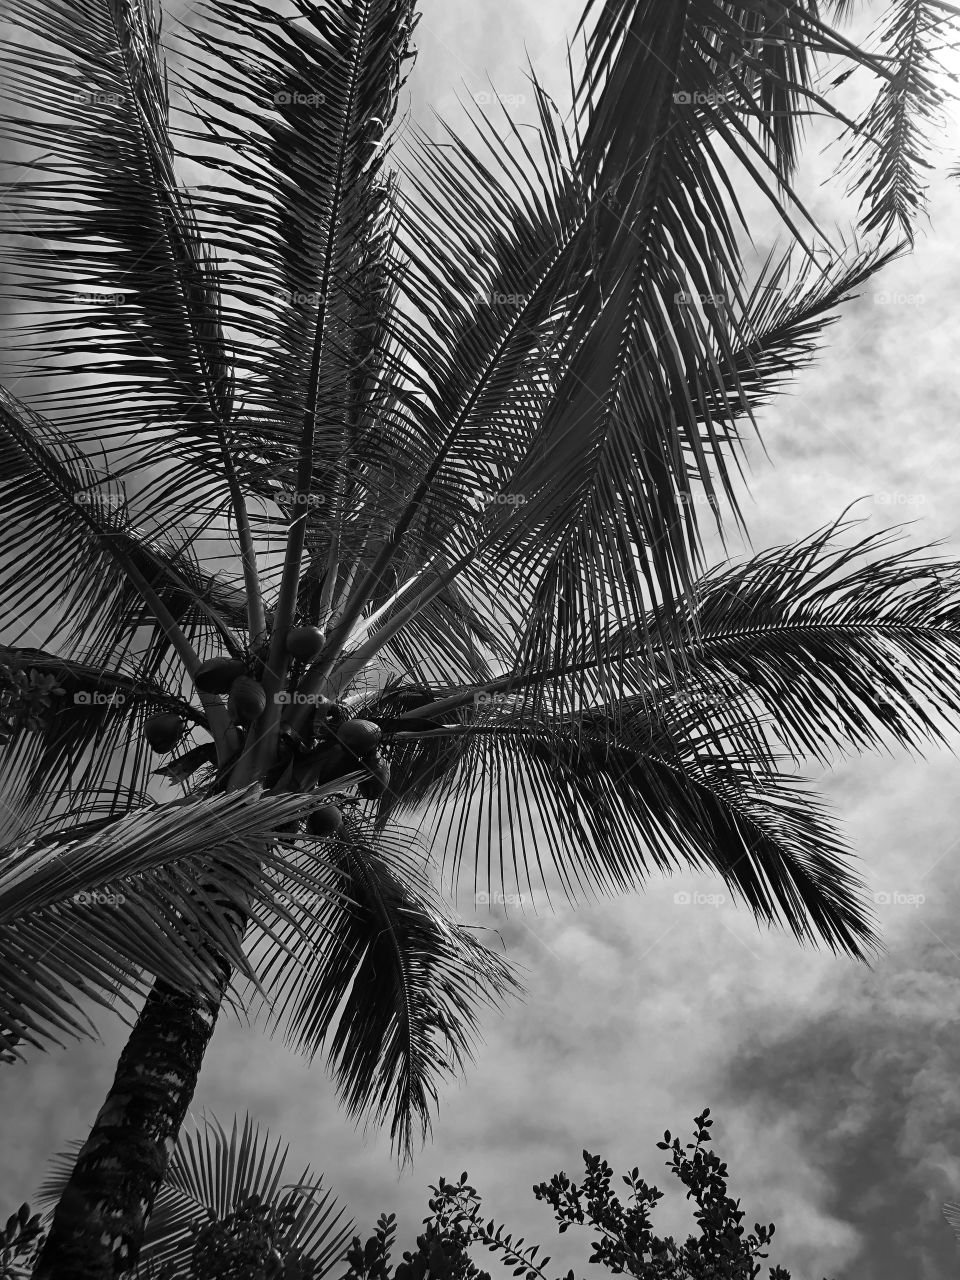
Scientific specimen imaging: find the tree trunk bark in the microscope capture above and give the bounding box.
[31,766,339,1275]
[31,963,230,1279]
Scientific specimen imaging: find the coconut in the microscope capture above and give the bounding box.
[144,712,187,754]
[306,803,343,838]
[194,657,247,695]
[228,675,267,724]
[286,625,326,662]
[358,752,390,799]
[337,718,381,755]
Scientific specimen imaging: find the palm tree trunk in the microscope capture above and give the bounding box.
[32,965,231,1279]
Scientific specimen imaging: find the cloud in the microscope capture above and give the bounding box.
[718,753,960,1277]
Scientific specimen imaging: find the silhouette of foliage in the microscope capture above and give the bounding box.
[345,1112,837,1280]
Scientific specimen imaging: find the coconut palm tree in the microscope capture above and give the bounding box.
[1,0,957,1276]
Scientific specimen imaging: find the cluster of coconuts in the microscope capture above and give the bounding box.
[144,657,265,749]
[145,627,390,840]
[305,718,390,838]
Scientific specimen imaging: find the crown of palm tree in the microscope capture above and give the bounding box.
[0,0,957,1190]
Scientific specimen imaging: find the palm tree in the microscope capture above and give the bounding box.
[0,0,957,1275]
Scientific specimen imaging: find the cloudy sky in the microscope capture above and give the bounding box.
[5,2,960,1278]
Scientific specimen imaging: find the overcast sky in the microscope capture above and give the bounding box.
[5,3,960,1278]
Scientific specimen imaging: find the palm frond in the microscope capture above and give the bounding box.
[347,235,898,732]
[0,787,345,1059]
[169,0,421,765]
[641,512,960,764]
[139,1112,354,1279]
[0,0,237,478]
[0,645,203,840]
[239,814,523,1162]
[170,0,419,542]
[379,12,911,713]
[836,0,955,243]
[380,693,879,959]
[0,382,253,768]
[0,383,141,652]
[687,237,902,445]
[575,0,892,190]
[417,235,900,722]
[391,65,749,690]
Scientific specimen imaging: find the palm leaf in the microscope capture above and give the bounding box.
[638,513,960,764]
[0,787,347,1059]
[390,66,745,688]
[388,234,900,724]
[835,0,955,243]
[0,0,236,479]
[374,21,909,713]
[576,0,892,191]
[0,384,238,671]
[685,237,903,447]
[171,0,418,496]
[381,693,879,959]
[239,814,523,1162]
[139,1112,354,1279]
[0,645,204,839]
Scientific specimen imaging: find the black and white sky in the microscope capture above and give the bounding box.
[5,2,960,1277]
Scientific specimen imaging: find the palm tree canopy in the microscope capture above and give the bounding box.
[1,0,957,1155]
